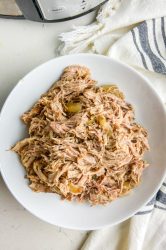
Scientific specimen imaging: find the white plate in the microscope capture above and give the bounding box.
[0,54,166,230]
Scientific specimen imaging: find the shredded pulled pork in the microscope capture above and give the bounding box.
[12,65,149,205]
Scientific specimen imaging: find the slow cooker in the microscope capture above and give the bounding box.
[0,0,108,22]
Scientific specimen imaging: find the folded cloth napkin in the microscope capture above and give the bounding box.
[58,1,166,249]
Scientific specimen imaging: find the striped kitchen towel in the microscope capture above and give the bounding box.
[57,1,166,249]
[108,17,166,75]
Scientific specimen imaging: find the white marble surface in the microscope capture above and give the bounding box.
[0,176,87,250]
[0,16,93,250]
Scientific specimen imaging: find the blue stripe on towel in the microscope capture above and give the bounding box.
[131,29,148,69]
[161,17,166,49]
[137,22,166,74]
[156,190,166,205]
[136,210,153,215]
[154,205,166,211]
[152,19,166,60]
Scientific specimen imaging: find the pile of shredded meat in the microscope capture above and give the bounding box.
[12,65,149,205]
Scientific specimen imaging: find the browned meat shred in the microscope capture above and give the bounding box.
[12,65,150,205]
